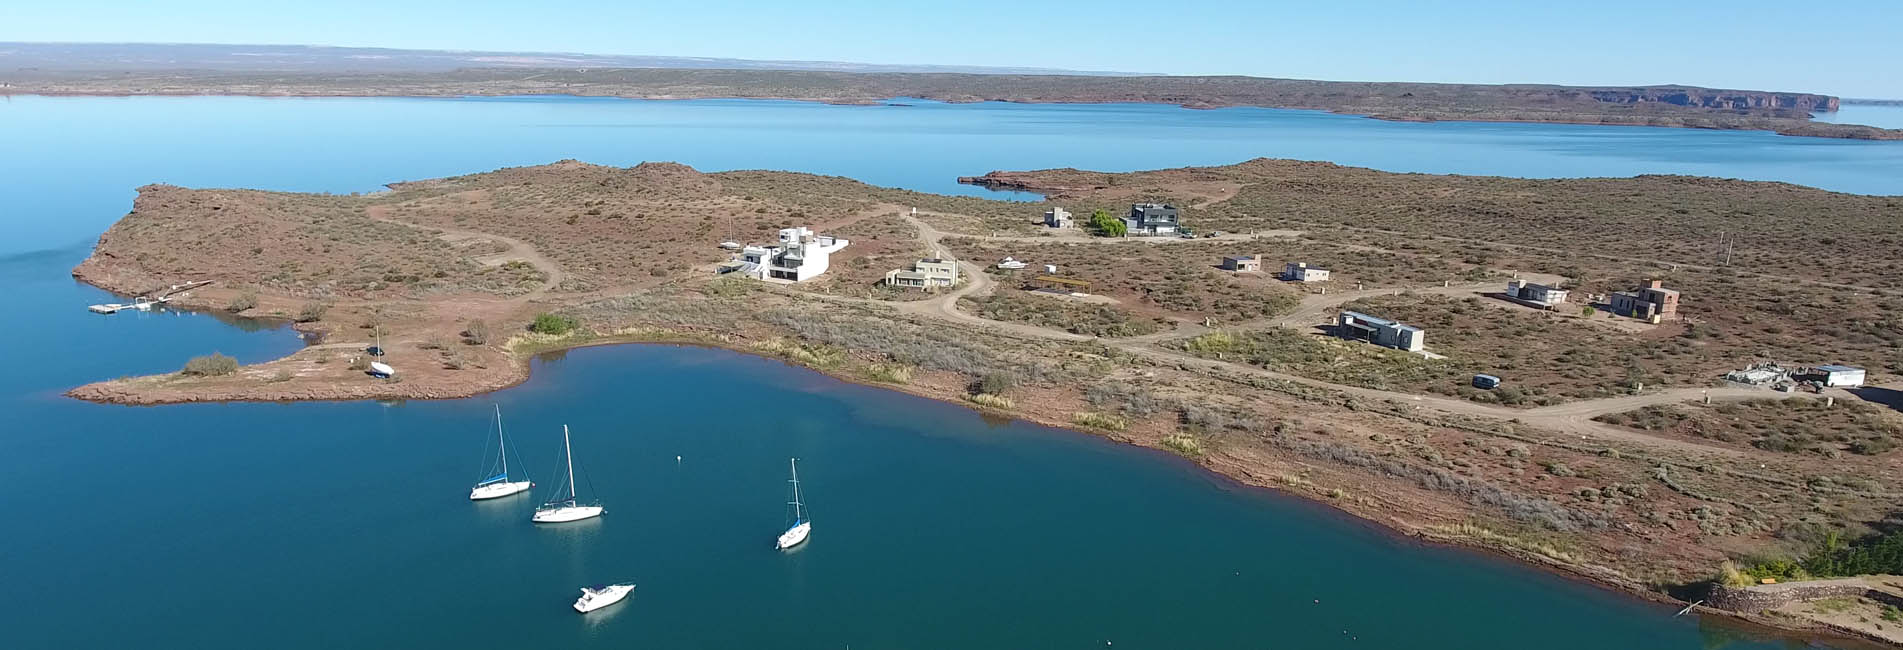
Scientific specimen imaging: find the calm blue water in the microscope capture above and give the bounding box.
[1,94,1894,648]
[1815,103,1903,130]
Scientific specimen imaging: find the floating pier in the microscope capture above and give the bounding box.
[86,280,212,314]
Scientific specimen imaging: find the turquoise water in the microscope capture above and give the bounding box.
[2,94,1895,648]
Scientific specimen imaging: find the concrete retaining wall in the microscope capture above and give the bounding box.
[1705,577,1903,612]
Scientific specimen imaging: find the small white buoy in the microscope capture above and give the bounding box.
[676,455,682,463]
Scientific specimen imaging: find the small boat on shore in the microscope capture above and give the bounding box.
[533,425,603,523]
[776,457,811,550]
[469,405,534,500]
[572,583,635,613]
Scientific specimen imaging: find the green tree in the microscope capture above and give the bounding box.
[529,313,579,335]
[1088,209,1126,237]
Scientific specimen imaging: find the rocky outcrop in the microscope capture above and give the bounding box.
[1583,87,1837,115]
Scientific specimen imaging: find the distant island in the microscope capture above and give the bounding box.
[69,158,1903,644]
[4,42,1899,140]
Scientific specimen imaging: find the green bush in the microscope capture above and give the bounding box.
[529,313,579,335]
[977,371,1018,395]
[1802,530,1903,578]
[181,353,239,377]
[227,290,258,313]
[295,301,328,323]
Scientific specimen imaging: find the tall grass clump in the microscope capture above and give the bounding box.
[863,363,914,384]
[967,393,1015,409]
[1072,411,1129,431]
[1159,433,1206,459]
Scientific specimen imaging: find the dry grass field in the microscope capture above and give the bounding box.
[1596,398,1903,456]
[943,238,1305,322]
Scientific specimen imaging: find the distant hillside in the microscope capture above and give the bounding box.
[0,42,1142,76]
[5,42,1896,140]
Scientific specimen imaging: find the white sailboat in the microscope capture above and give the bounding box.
[572,583,635,613]
[533,425,603,523]
[469,405,534,500]
[775,457,811,550]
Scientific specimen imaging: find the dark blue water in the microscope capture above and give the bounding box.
[2,94,1891,648]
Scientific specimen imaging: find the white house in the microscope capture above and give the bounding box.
[737,227,850,282]
[1283,262,1331,282]
[885,258,960,290]
[1045,207,1073,229]
[1504,279,1570,308]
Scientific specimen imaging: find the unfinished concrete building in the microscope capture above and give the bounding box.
[1608,279,1680,321]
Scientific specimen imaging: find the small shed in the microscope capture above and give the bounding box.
[1221,255,1262,272]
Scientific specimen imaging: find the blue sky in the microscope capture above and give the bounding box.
[5,0,1899,97]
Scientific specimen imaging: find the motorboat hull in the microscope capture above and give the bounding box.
[573,584,635,613]
[776,521,811,549]
[469,480,534,501]
[533,505,604,523]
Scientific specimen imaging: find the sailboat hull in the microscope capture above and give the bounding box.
[776,521,811,549]
[533,505,604,523]
[469,480,535,501]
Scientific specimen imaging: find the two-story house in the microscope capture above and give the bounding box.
[1122,203,1180,236]
[738,227,850,282]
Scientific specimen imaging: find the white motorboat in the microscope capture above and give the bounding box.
[469,405,535,500]
[996,257,1028,270]
[775,458,811,550]
[533,425,604,523]
[719,241,742,250]
[572,583,635,613]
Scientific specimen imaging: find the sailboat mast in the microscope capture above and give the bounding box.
[789,458,803,519]
[564,425,577,500]
[496,405,506,478]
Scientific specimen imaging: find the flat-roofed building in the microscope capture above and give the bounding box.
[1504,279,1570,309]
[884,258,960,290]
[1221,254,1262,272]
[1338,310,1425,352]
[1283,262,1331,282]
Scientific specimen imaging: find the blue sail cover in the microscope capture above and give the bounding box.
[477,473,509,486]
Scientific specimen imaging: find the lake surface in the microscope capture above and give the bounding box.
[3,94,1896,648]
[1815,103,1903,130]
